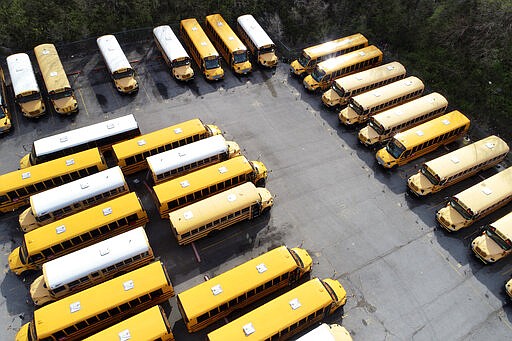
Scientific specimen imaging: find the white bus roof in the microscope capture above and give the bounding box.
[296,323,352,341]
[33,114,138,157]
[153,25,190,62]
[424,135,509,180]
[352,76,424,109]
[335,61,406,91]
[372,92,448,129]
[147,135,227,176]
[454,166,512,213]
[96,35,132,74]
[237,14,275,49]
[30,166,126,217]
[6,53,40,96]
[170,182,261,233]
[43,227,149,290]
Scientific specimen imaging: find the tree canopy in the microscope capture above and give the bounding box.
[0,0,510,141]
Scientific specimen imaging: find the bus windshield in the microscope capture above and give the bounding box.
[368,120,384,135]
[17,92,41,103]
[233,52,247,63]
[332,82,345,97]
[49,89,73,100]
[19,245,28,264]
[349,102,365,116]
[289,249,304,268]
[0,107,5,119]
[449,199,473,220]
[385,140,405,159]
[485,228,511,251]
[420,165,439,185]
[311,68,326,82]
[298,52,311,67]
[173,58,190,67]
[260,45,275,54]
[205,58,220,70]
[113,69,134,80]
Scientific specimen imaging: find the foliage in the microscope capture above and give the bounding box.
[0,0,509,141]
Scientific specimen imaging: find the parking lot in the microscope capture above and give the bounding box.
[1,37,511,340]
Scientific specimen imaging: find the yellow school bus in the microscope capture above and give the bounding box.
[471,212,512,263]
[359,92,448,147]
[408,135,509,196]
[0,65,13,133]
[376,111,470,169]
[153,25,194,81]
[9,193,148,275]
[322,61,406,108]
[169,182,273,245]
[112,118,221,175]
[83,306,174,341]
[6,53,46,117]
[147,135,240,184]
[180,18,224,80]
[177,246,313,332]
[303,45,383,91]
[206,277,347,341]
[436,166,512,232]
[0,148,106,213]
[20,114,140,169]
[153,155,267,218]
[291,33,368,76]
[97,35,139,94]
[34,43,79,114]
[16,261,174,341]
[339,76,424,126]
[205,14,252,74]
[30,227,154,306]
[18,166,129,232]
[236,14,278,68]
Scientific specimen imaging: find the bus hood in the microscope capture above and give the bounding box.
[207,124,222,136]
[323,278,347,309]
[227,141,241,157]
[321,89,340,107]
[257,188,273,209]
[53,96,78,114]
[206,68,224,81]
[407,173,434,196]
[30,275,51,306]
[436,206,467,232]
[18,206,38,233]
[20,100,44,117]
[338,107,358,125]
[19,153,31,169]
[234,61,252,74]
[115,76,138,93]
[471,234,507,263]
[15,322,30,341]
[358,126,380,146]
[8,247,30,275]
[290,60,305,76]
[375,148,397,169]
[258,53,277,67]
[506,279,512,299]
[173,64,194,81]
[290,247,313,272]
[303,75,319,91]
